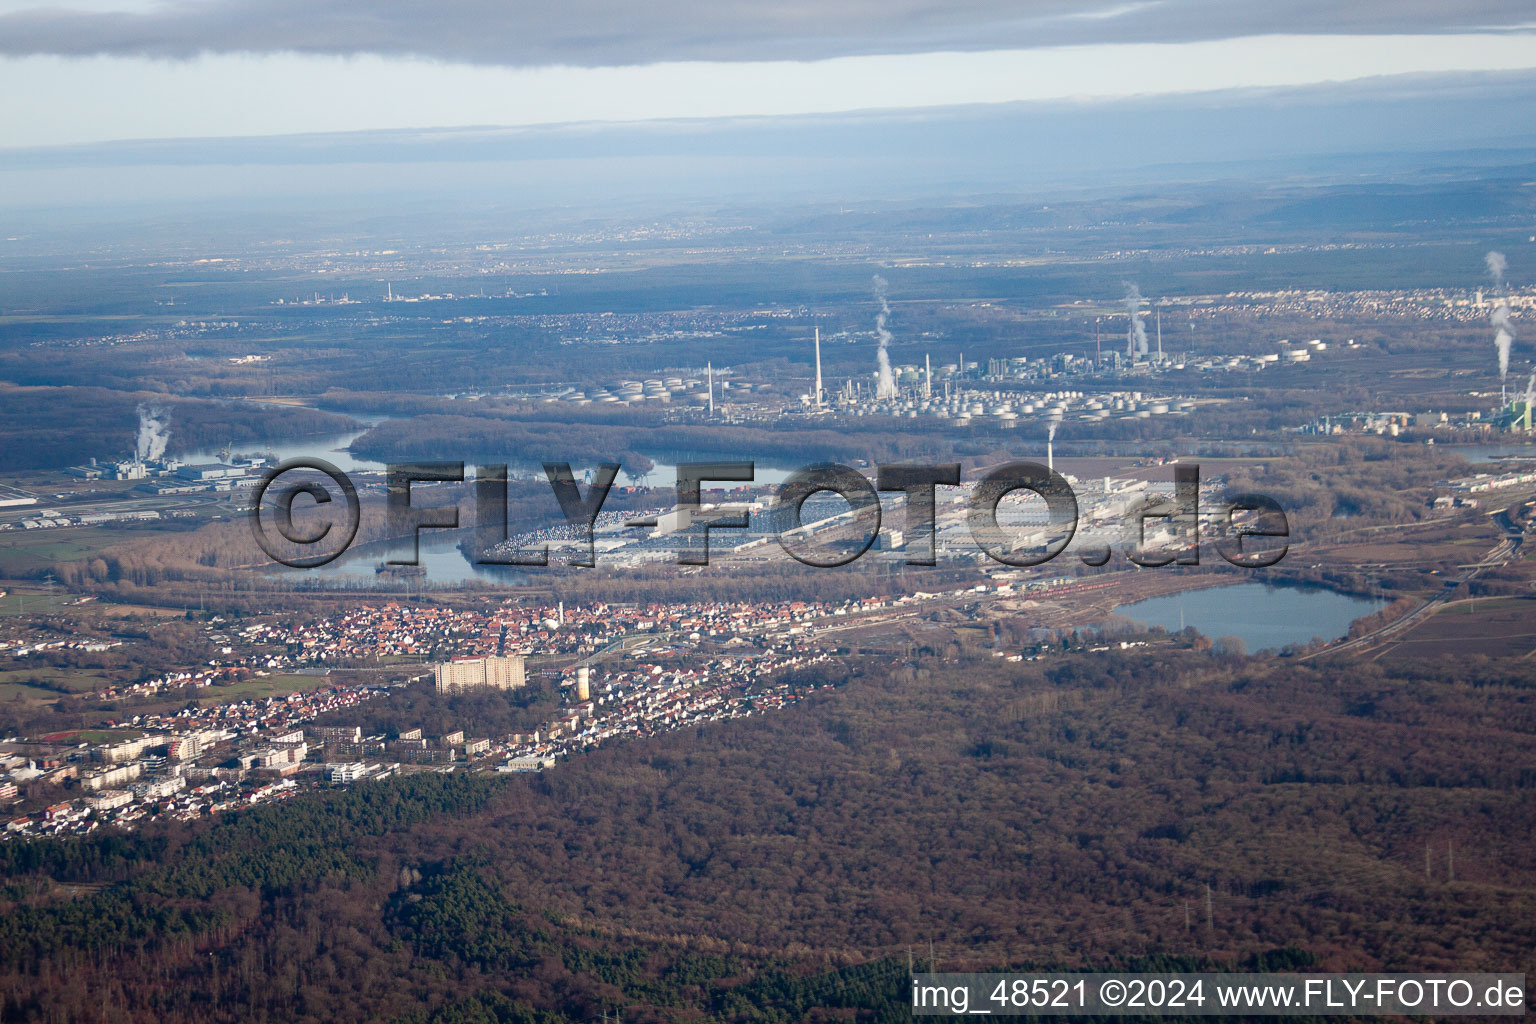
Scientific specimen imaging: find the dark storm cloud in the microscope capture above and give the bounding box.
[0,0,1532,66]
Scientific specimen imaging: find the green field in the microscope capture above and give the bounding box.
[0,525,171,578]
[0,591,76,616]
[0,531,111,576]
[0,666,113,707]
[0,681,61,702]
[192,673,328,704]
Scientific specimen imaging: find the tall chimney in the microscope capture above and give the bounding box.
[814,327,823,408]
[1156,305,1162,362]
[924,353,932,400]
[707,362,714,415]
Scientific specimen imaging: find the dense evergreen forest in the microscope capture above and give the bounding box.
[2,647,1533,1022]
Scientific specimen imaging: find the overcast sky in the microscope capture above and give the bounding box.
[0,0,1534,148]
[2,0,1534,65]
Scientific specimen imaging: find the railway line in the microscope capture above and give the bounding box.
[1301,497,1530,660]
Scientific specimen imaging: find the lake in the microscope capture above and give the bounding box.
[1111,582,1385,653]
[273,531,530,589]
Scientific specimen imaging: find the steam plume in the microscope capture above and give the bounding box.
[1486,252,1515,387]
[1123,283,1147,357]
[1486,250,1508,288]
[135,404,170,461]
[871,274,897,400]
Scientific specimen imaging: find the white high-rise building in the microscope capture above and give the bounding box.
[434,655,526,692]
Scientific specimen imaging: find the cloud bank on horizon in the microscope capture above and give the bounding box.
[2,0,1535,156]
[0,0,1532,65]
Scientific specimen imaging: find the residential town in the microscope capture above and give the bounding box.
[2,573,1184,842]
[0,591,890,840]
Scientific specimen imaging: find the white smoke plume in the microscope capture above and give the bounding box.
[1123,282,1147,357]
[1047,420,1059,444]
[135,403,170,461]
[1486,250,1508,288]
[1526,370,1536,421]
[1486,252,1515,384]
[871,274,897,400]
[1494,297,1515,381]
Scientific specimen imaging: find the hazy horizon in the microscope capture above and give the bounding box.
[4,68,1536,217]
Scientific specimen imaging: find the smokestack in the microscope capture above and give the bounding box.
[1046,420,1059,473]
[814,327,824,408]
[924,353,932,400]
[1156,304,1163,362]
[707,362,715,415]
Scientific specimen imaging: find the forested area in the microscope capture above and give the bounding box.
[1220,440,1474,532]
[309,679,561,741]
[2,647,1533,1022]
